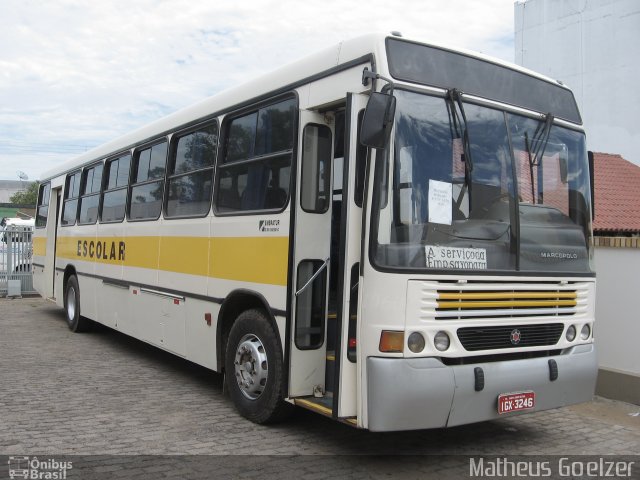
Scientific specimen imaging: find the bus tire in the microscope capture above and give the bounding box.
[225,309,291,424]
[64,275,91,333]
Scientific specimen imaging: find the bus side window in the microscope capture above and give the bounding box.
[61,171,81,226]
[78,162,104,225]
[165,123,217,218]
[129,141,167,221]
[36,182,51,228]
[101,153,131,223]
[300,124,332,213]
[215,97,296,213]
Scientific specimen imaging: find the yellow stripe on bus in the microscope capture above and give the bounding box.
[56,235,289,286]
[33,237,47,256]
[210,237,288,286]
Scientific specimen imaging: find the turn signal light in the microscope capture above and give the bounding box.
[379,331,404,353]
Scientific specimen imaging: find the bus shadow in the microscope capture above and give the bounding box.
[49,308,224,392]
[47,307,541,455]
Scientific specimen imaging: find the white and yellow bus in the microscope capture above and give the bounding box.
[33,33,597,431]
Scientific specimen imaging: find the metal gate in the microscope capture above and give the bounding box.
[0,225,35,296]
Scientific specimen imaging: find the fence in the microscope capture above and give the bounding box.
[0,225,35,297]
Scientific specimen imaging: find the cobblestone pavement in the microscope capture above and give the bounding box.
[1,297,638,478]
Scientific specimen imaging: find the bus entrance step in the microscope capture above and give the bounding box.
[293,397,359,428]
[294,396,333,417]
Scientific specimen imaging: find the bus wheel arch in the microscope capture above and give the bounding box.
[216,290,282,372]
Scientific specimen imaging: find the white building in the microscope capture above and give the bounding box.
[515,0,640,166]
[0,180,30,203]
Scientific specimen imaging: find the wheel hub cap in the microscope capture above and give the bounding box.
[234,334,268,400]
[66,287,76,321]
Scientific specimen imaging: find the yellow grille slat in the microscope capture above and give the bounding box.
[437,299,577,309]
[438,292,577,300]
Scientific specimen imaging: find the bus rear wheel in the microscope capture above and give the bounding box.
[225,309,291,424]
[64,275,91,333]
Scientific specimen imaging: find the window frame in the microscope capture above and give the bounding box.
[77,160,105,226]
[300,123,332,214]
[61,170,82,227]
[35,182,51,229]
[127,138,169,223]
[100,151,132,224]
[163,120,218,220]
[214,94,298,217]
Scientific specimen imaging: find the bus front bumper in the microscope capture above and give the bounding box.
[366,344,597,432]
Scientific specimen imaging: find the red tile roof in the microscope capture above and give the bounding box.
[593,152,640,234]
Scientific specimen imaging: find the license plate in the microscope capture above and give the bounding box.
[498,391,535,414]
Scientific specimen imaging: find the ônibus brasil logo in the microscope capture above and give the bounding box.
[7,456,72,479]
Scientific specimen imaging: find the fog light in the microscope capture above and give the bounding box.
[580,324,591,340]
[407,332,425,353]
[566,325,576,342]
[434,331,450,351]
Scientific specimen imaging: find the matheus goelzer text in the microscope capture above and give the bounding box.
[469,457,634,477]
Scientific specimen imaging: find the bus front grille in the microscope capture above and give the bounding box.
[436,289,579,319]
[457,323,564,351]
[406,280,592,325]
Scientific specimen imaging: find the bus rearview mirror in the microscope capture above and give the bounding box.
[360,92,396,150]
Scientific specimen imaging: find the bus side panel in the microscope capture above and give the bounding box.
[184,298,219,370]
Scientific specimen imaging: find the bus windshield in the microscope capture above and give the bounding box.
[371,89,593,274]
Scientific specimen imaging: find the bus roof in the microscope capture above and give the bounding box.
[39,32,572,182]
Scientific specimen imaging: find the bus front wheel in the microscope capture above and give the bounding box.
[64,275,91,333]
[225,309,291,424]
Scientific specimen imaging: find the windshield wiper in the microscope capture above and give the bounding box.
[524,112,554,201]
[446,89,473,173]
[446,89,473,211]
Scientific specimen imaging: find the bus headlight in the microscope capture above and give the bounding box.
[434,331,450,351]
[566,325,576,342]
[580,324,591,340]
[407,332,425,353]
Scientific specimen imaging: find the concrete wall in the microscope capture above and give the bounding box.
[0,180,30,203]
[515,0,640,166]
[593,238,640,404]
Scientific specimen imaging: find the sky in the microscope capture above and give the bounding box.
[0,0,516,182]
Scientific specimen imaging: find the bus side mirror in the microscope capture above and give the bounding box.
[360,92,396,150]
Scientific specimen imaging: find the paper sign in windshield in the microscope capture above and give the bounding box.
[428,180,452,225]
[425,246,488,270]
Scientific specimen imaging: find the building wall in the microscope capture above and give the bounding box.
[0,180,31,203]
[593,239,640,404]
[515,0,640,166]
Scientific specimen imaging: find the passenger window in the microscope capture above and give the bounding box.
[216,98,296,213]
[166,124,217,218]
[78,163,103,225]
[301,124,332,213]
[36,183,51,228]
[61,171,81,226]
[129,141,167,221]
[295,260,327,349]
[101,153,131,223]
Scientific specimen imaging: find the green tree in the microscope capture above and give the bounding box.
[10,182,39,206]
